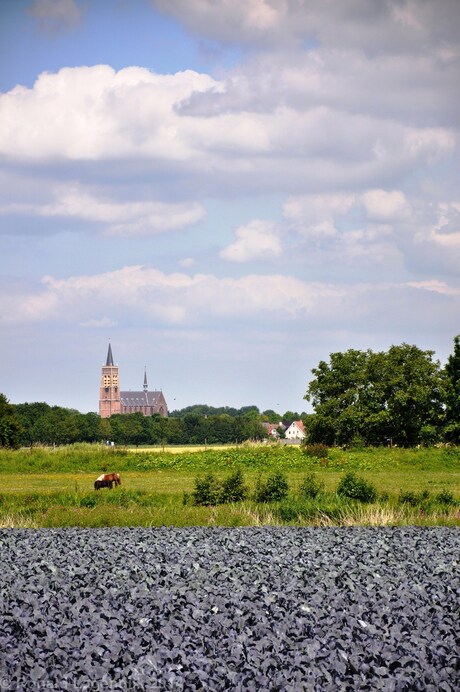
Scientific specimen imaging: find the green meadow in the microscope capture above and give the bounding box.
[0,444,458,528]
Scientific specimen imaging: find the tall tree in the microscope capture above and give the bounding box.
[0,394,24,449]
[305,345,443,446]
[443,334,460,442]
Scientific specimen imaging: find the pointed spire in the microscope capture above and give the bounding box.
[143,367,148,392]
[106,343,114,366]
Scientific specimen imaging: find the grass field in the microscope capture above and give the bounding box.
[0,444,458,527]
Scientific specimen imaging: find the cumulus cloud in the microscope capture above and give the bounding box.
[220,220,281,261]
[361,189,411,221]
[0,63,455,200]
[283,193,356,238]
[0,265,337,325]
[3,266,459,341]
[0,66,218,161]
[0,184,206,236]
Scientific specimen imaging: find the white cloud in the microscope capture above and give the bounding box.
[284,193,356,238]
[0,65,217,161]
[220,219,281,261]
[362,189,410,221]
[428,202,460,248]
[179,257,196,268]
[0,63,455,200]
[3,265,459,338]
[407,280,460,296]
[0,265,339,325]
[0,184,206,236]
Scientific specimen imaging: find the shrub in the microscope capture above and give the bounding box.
[336,472,377,503]
[398,490,431,507]
[254,471,289,503]
[220,469,248,503]
[79,494,97,508]
[435,490,455,506]
[192,469,248,505]
[398,491,419,506]
[299,473,324,499]
[192,473,222,506]
[302,443,329,460]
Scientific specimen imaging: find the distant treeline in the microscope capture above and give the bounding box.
[0,396,305,448]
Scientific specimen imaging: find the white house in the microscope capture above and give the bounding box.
[285,420,306,440]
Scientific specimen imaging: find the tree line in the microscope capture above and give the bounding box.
[304,336,460,447]
[1,335,459,449]
[0,399,299,449]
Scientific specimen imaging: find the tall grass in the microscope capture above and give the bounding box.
[1,486,458,528]
[0,444,458,527]
[1,443,459,474]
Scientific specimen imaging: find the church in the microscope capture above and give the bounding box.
[99,344,168,419]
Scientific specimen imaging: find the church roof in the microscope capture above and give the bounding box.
[106,343,114,366]
[120,390,165,407]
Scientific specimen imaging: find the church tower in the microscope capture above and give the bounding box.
[99,343,121,418]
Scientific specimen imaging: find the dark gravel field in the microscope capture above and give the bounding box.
[0,527,458,691]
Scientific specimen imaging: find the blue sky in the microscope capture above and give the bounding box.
[0,0,459,414]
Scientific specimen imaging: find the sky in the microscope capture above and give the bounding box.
[0,0,459,415]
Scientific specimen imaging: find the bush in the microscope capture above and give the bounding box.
[192,469,248,505]
[302,443,329,460]
[220,469,248,503]
[192,473,222,506]
[398,490,431,507]
[398,491,418,506]
[79,494,97,508]
[299,473,324,499]
[336,472,377,503]
[435,490,455,506]
[254,471,289,503]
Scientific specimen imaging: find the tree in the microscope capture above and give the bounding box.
[0,394,24,449]
[305,345,443,446]
[15,402,51,444]
[383,344,444,446]
[305,349,371,445]
[262,409,281,423]
[443,334,460,442]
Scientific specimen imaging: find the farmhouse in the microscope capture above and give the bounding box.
[262,422,286,438]
[285,420,306,441]
[99,344,168,419]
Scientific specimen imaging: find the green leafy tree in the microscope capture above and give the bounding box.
[0,394,24,449]
[383,344,443,446]
[305,344,443,446]
[262,409,281,423]
[443,334,460,443]
[15,402,50,444]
